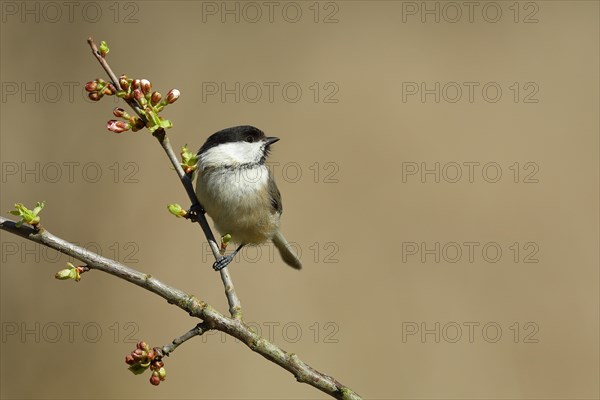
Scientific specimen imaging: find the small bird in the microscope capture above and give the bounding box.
[194,125,302,271]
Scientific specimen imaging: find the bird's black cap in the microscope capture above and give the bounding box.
[197,125,268,155]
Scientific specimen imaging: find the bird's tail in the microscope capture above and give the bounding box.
[272,231,302,269]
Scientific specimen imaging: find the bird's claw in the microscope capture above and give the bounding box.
[186,203,205,222]
[213,254,235,271]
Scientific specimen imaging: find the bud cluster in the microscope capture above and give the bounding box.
[180,144,199,173]
[106,74,180,134]
[107,106,145,133]
[86,40,181,135]
[167,203,187,218]
[125,341,167,386]
[9,201,45,228]
[85,78,117,102]
[98,41,109,58]
[55,262,88,282]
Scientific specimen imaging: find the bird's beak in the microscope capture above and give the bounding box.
[265,136,280,145]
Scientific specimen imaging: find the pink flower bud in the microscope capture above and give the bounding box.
[149,373,161,386]
[140,79,152,95]
[133,89,144,101]
[113,107,127,118]
[131,91,146,108]
[166,89,180,104]
[101,83,116,96]
[131,79,141,90]
[88,92,102,101]
[119,76,130,91]
[150,91,162,105]
[85,81,98,92]
[130,117,145,132]
[125,354,135,365]
[137,341,148,350]
[107,120,130,133]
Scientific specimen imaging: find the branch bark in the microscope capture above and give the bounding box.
[161,322,209,356]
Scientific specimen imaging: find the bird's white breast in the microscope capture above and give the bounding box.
[195,162,279,245]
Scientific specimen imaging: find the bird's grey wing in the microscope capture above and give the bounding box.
[268,172,282,214]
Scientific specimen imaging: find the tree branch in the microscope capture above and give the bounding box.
[160,322,210,357]
[1,217,204,315]
[86,37,242,319]
[0,217,362,400]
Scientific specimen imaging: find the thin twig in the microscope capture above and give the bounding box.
[87,38,144,119]
[86,37,242,319]
[0,217,362,400]
[160,322,210,357]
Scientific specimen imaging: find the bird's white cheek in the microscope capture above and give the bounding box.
[199,142,264,168]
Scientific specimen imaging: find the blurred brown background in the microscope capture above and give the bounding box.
[1,1,598,399]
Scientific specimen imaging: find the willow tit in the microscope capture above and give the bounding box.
[194,125,302,271]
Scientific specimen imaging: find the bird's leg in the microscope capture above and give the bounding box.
[185,203,205,222]
[213,244,244,271]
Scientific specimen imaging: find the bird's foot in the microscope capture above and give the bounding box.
[213,254,235,271]
[213,244,244,271]
[185,203,205,223]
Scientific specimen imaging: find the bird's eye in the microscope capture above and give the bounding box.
[245,136,254,143]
